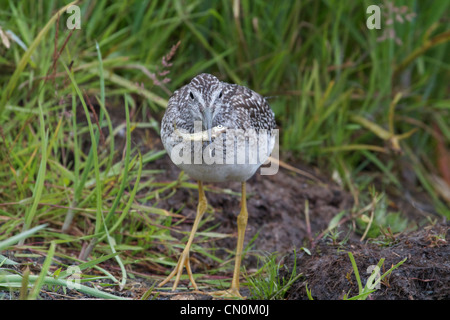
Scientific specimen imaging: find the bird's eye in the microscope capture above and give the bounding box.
[218,91,223,99]
[189,92,194,100]
[217,125,223,129]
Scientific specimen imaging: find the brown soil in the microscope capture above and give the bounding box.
[283,224,449,300]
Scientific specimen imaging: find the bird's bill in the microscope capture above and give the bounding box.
[202,108,213,142]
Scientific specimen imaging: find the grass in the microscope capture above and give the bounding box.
[344,251,407,300]
[245,250,304,300]
[0,0,448,299]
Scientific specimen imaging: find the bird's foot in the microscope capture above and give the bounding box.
[208,288,245,299]
[158,250,198,291]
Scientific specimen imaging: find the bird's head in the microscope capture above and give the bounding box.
[185,73,224,141]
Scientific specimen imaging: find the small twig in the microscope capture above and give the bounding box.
[393,30,450,79]
[359,197,377,242]
[304,199,312,245]
[44,16,77,87]
[83,90,106,146]
[52,13,60,89]
[269,156,322,183]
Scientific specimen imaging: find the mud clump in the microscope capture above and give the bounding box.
[283,223,449,300]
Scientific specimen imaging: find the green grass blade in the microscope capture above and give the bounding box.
[28,241,56,299]
[57,252,120,279]
[20,97,48,242]
[0,224,47,251]
[106,151,143,236]
[63,63,103,237]
[347,252,363,294]
[102,96,131,226]
[0,275,129,300]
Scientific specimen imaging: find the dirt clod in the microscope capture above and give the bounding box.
[283,223,449,300]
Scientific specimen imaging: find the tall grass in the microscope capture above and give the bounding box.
[0,0,448,299]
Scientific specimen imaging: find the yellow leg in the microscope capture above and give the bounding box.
[211,182,247,299]
[158,181,207,291]
[231,182,248,296]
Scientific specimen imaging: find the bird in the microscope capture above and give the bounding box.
[159,73,276,298]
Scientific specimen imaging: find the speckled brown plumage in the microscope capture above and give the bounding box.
[161,73,276,182]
